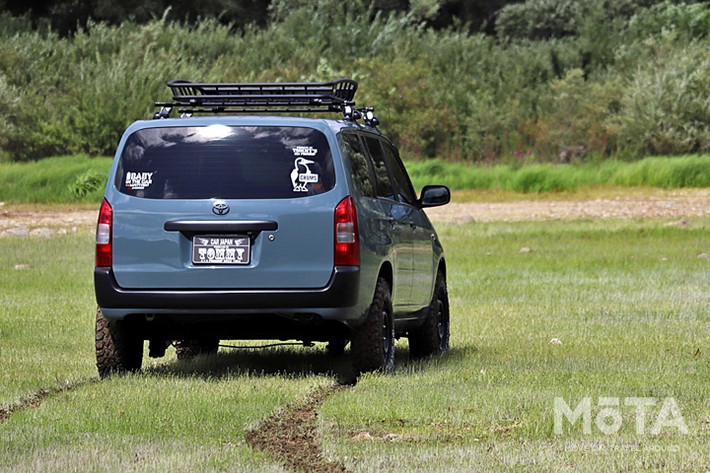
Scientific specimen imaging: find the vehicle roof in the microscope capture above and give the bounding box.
[124,115,382,137]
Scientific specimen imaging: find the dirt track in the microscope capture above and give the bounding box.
[1,190,710,236]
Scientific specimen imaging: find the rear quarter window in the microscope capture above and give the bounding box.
[115,126,335,199]
[339,132,375,198]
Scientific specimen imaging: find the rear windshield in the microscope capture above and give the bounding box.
[115,126,335,199]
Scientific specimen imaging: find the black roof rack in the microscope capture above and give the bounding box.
[154,78,360,118]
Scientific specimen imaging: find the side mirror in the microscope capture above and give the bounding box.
[419,185,450,208]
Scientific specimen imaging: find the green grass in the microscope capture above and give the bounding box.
[0,233,331,471]
[0,233,97,400]
[320,219,710,471]
[406,154,710,193]
[2,154,709,205]
[1,217,709,471]
[0,155,112,204]
[1,374,322,472]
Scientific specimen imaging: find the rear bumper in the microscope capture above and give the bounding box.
[95,266,360,316]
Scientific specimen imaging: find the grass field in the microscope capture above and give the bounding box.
[0,156,112,204]
[1,217,709,471]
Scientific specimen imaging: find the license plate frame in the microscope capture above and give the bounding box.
[192,235,251,265]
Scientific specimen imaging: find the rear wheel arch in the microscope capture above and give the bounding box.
[437,257,447,279]
[377,261,393,291]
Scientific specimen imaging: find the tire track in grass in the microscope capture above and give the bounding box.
[0,379,92,423]
[246,384,350,473]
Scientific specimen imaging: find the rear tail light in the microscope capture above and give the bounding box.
[334,196,360,266]
[96,198,113,267]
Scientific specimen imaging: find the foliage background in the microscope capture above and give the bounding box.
[0,0,708,162]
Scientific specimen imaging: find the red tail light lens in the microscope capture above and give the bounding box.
[96,198,113,267]
[334,196,360,267]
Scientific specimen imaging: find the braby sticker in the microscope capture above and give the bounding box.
[291,158,319,192]
[292,146,318,157]
[125,171,154,190]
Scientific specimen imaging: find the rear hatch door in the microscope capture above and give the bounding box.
[108,122,341,290]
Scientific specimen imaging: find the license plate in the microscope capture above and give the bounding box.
[192,235,250,265]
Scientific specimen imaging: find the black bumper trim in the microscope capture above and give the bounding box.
[95,266,359,310]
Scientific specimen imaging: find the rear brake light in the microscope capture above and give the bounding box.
[96,198,113,267]
[334,196,359,266]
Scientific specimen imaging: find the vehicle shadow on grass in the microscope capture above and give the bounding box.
[146,343,468,385]
[146,344,358,384]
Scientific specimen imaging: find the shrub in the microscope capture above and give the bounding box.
[609,39,710,156]
[497,0,586,41]
[69,170,105,198]
[356,57,459,159]
[626,1,710,42]
[0,0,708,162]
[534,69,623,161]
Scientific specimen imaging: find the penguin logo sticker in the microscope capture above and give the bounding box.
[291,147,319,192]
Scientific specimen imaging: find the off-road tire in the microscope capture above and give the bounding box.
[408,271,450,359]
[95,307,143,378]
[174,339,219,360]
[351,278,395,375]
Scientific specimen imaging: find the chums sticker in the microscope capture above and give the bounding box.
[291,158,319,192]
[125,172,153,190]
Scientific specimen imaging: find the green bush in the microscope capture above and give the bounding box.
[534,69,623,160]
[0,0,708,162]
[610,39,710,156]
[69,170,105,198]
[356,57,458,158]
[627,1,710,42]
[496,0,586,40]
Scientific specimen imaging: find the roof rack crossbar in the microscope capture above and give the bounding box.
[168,107,348,115]
[163,78,356,107]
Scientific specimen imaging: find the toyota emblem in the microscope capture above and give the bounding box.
[212,201,230,216]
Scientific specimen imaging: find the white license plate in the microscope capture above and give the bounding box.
[192,235,250,265]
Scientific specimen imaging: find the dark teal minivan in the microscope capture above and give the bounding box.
[94,79,450,378]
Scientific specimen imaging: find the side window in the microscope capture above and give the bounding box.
[363,136,394,200]
[339,133,375,198]
[382,143,417,204]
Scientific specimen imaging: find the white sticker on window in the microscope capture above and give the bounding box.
[125,172,153,190]
[291,158,319,192]
[292,146,318,157]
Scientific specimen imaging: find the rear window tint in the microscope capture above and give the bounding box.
[115,126,335,199]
